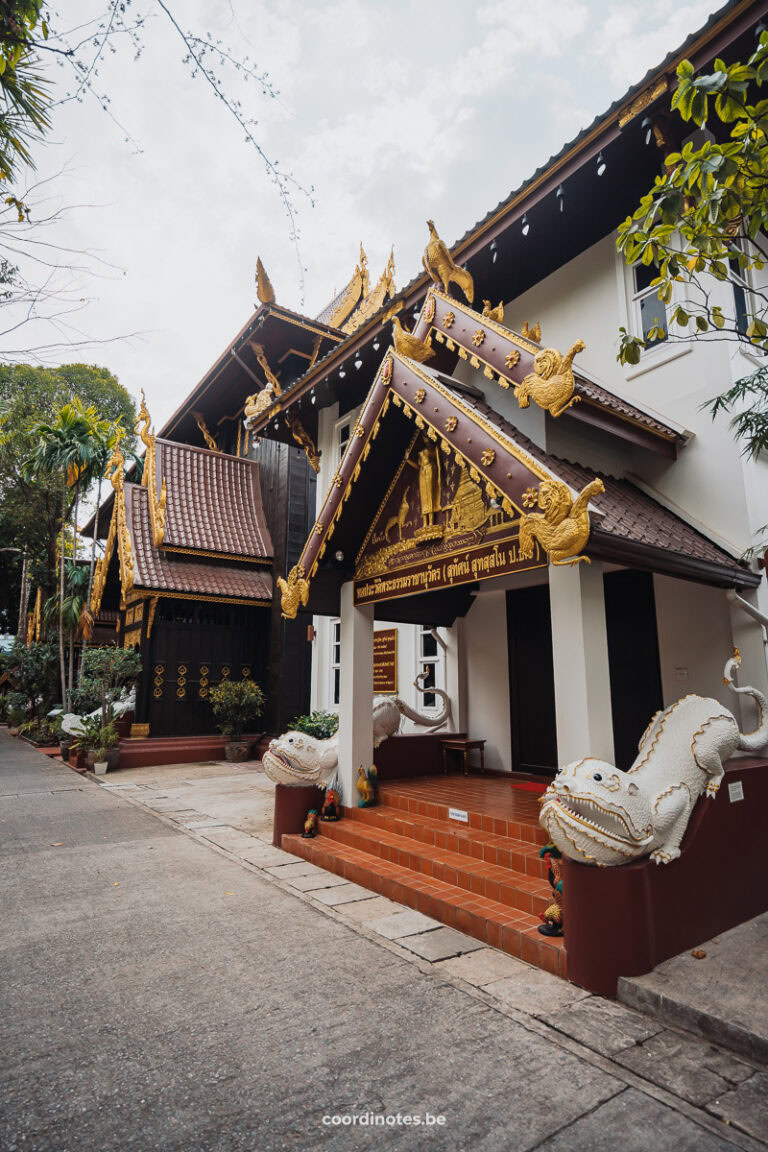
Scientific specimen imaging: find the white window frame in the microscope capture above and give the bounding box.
[329,617,341,711]
[333,407,360,469]
[615,243,692,381]
[414,626,444,713]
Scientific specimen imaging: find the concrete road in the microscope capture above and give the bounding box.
[0,732,762,1152]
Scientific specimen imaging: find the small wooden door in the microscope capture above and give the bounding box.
[507,585,558,775]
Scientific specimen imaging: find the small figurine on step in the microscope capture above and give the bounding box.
[302,809,319,838]
[321,783,342,822]
[537,842,563,937]
[356,764,378,808]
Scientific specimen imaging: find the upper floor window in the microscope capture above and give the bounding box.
[330,618,341,707]
[416,626,444,710]
[632,262,668,346]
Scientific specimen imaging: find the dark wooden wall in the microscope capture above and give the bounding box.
[253,438,315,733]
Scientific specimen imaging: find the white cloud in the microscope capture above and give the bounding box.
[0,0,723,429]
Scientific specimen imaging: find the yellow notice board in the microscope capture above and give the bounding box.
[373,629,398,694]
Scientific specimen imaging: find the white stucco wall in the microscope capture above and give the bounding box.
[464,588,512,774]
[654,574,735,710]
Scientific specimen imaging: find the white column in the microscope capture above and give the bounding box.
[548,562,614,765]
[444,619,468,734]
[337,581,374,807]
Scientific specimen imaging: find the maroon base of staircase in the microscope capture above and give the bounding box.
[283,775,567,979]
[117,732,268,770]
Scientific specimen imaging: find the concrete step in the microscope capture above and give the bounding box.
[282,831,566,980]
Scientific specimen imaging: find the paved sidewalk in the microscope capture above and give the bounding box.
[2,735,766,1152]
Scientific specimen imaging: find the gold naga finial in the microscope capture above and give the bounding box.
[255,256,275,305]
[359,242,370,297]
[392,315,434,363]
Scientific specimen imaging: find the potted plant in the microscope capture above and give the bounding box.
[209,679,265,761]
[97,722,120,771]
[74,715,104,771]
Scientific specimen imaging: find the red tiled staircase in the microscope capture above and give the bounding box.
[283,775,567,979]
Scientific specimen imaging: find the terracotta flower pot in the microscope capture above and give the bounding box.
[224,740,251,762]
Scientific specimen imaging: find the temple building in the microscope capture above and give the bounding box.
[86,0,768,986]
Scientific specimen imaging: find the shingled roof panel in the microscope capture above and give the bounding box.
[125,485,272,602]
[155,439,273,558]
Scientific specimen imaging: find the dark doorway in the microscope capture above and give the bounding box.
[604,569,663,771]
[507,584,558,775]
[145,601,269,737]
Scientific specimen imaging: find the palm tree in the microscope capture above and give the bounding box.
[24,400,103,710]
[80,416,123,678]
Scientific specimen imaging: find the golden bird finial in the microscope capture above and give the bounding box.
[392,315,434,364]
[256,256,275,305]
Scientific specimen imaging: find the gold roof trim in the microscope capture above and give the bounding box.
[91,438,135,615]
[135,391,166,548]
[342,248,396,335]
[328,243,369,329]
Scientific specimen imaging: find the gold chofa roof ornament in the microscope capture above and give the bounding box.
[255,257,275,305]
[422,220,474,304]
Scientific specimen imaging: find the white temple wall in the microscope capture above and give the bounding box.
[653,575,737,712]
[463,587,513,774]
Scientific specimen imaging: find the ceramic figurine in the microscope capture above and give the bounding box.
[321,786,342,822]
[302,809,319,838]
[537,843,563,937]
[356,764,378,808]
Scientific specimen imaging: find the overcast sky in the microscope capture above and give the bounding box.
[9,0,716,428]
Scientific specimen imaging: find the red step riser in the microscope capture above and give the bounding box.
[346,806,549,880]
[376,788,548,846]
[283,833,566,980]
[318,823,550,918]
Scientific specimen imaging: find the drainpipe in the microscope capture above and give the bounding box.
[726,589,768,643]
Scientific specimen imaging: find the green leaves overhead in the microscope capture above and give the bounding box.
[617,30,768,383]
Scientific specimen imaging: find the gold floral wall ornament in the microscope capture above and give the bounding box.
[414,388,426,404]
[277,564,310,619]
[445,416,458,432]
[505,349,520,370]
[333,472,343,488]
[522,486,538,508]
[354,422,366,438]
[519,477,604,567]
[423,294,436,324]
[514,339,585,419]
[443,311,455,329]
[382,354,393,384]
[480,448,496,466]
[472,329,486,347]
[314,521,324,535]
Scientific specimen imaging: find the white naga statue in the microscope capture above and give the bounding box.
[263,675,451,787]
[540,651,768,866]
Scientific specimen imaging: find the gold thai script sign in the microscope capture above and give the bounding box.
[353,432,545,605]
[373,628,398,694]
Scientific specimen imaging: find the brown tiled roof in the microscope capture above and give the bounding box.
[453,387,747,576]
[573,374,683,442]
[125,485,272,602]
[155,439,273,559]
